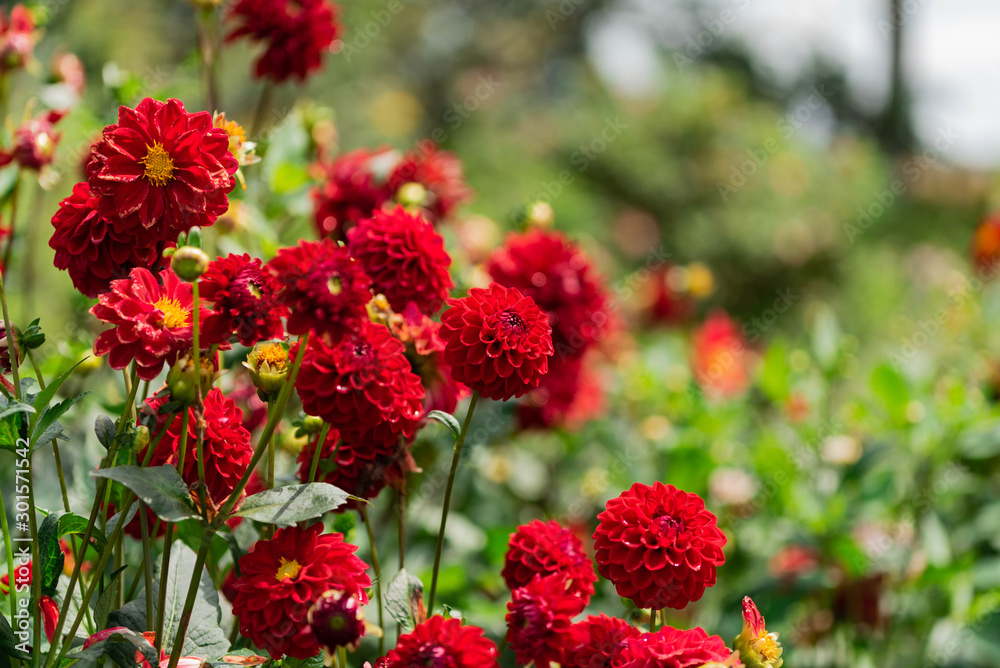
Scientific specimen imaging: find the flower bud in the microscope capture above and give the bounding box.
[166,351,217,405]
[0,322,23,375]
[307,589,366,654]
[733,596,783,668]
[130,425,150,453]
[171,246,209,282]
[395,182,427,209]
[243,341,290,400]
[300,415,326,435]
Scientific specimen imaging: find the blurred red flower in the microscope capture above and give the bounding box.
[503,519,597,599]
[376,615,499,668]
[386,141,472,222]
[691,310,751,399]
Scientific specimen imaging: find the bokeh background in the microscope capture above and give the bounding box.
[7,0,1000,666]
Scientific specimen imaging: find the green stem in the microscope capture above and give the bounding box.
[338,647,347,668]
[427,391,480,612]
[165,531,212,668]
[650,608,660,634]
[0,244,21,401]
[0,483,16,644]
[192,283,209,522]
[26,442,40,667]
[397,482,406,570]
[307,423,331,484]
[2,168,20,282]
[138,503,154,629]
[155,411,189,656]
[360,505,384,656]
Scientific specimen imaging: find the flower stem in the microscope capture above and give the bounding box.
[155,410,189,656]
[307,422,331,484]
[650,608,660,634]
[0,482,17,647]
[138,503,155,629]
[192,282,209,522]
[0,245,21,402]
[1,168,20,281]
[250,82,273,140]
[164,529,212,668]
[397,482,406,570]
[427,391,480,612]
[360,505,384,655]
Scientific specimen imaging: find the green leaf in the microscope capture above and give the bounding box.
[281,654,325,668]
[32,392,89,448]
[38,512,66,598]
[0,612,30,660]
[29,358,87,431]
[91,466,200,523]
[385,568,424,633]
[110,543,228,660]
[232,483,348,525]
[0,411,21,452]
[94,415,116,450]
[427,410,461,440]
[871,364,909,424]
[94,565,128,631]
[759,340,790,401]
[0,402,34,421]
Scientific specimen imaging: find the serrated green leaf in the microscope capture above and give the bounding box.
[427,410,461,440]
[91,466,200,523]
[232,483,348,525]
[386,568,424,633]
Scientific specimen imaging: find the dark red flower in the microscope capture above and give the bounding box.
[487,229,610,361]
[347,205,453,314]
[387,141,472,222]
[40,595,59,642]
[0,5,35,73]
[506,573,585,668]
[293,320,424,440]
[86,97,238,239]
[518,353,606,431]
[440,282,553,401]
[92,268,210,381]
[691,311,751,399]
[296,425,415,507]
[0,560,29,595]
[50,182,167,298]
[615,626,734,668]
[376,615,499,668]
[593,482,726,610]
[227,0,342,83]
[141,387,253,504]
[200,253,286,346]
[9,109,63,170]
[503,519,596,599]
[231,523,371,660]
[267,238,371,342]
[562,614,641,668]
[312,147,393,241]
[308,589,366,652]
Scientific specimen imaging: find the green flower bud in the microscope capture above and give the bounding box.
[170,246,210,282]
[166,351,217,405]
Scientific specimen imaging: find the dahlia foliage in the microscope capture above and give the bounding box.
[0,4,790,667]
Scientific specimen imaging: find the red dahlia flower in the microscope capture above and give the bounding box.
[487,229,610,361]
[50,183,167,298]
[346,205,454,314]
[231,523,371,660]
[293,321,424,440]
[440,283,553,401]
[518,353,606,431]
[616,626,734,668]
[691,311,751,399]
[376,615,499,668]
[387,141,472,222]
[563,614,641,668]
[199,253,286,346]
[593,482,726,610]
[86,97,238,238]
[506,573,586,668]
[312,147,393,240]
[227,0,342,83]
[7,109,63,170]
[308,589,367,652]
[503,519,596,599]
[92,268,210,381]
[267,238,372,342]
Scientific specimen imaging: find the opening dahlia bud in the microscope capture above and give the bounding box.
[171,246,210,282]
[395,181,428,209]
[166,351,218,405]
[733,596,783,668]
[243,341,290,400]
[307,589,367,654]
[0,323,23,375]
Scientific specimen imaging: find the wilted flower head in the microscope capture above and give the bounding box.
[7,109,64,170]
[308,589,367,653]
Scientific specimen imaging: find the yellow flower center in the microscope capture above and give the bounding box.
[327,275,343,296]
[247,282,264,299]
[256,342,289,371]
[154,297,189,329]
[275,557,302,582]
[140,142,175,186]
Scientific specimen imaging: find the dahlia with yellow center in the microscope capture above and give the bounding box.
[154,297,189,329]
[140,141,175,186]
[275,557,302,581]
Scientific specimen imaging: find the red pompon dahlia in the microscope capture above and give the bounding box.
[440,283,553,401]
[691,311,751,399]
[347,206,453,314]
[505,573,586,668]
[377,615,499,668]
[593,482,726,611]
[9,109,63,170]
[227,0,341,83]
[518,353,606,431]
[267,238,372,341]
[487,229,610,360]
[312,147,394,240]
[199,253,286,346]
[92,268,210,381]
[296,426,416,507]
[50,183,168,298]
[231,523,371,660]
[386,141,472,222]
[616,626,734,668]
[293,320,424,437]
[563,614,641,668]
[86,97,238,238]
[503,519,596,599]
[142,388,253,505]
